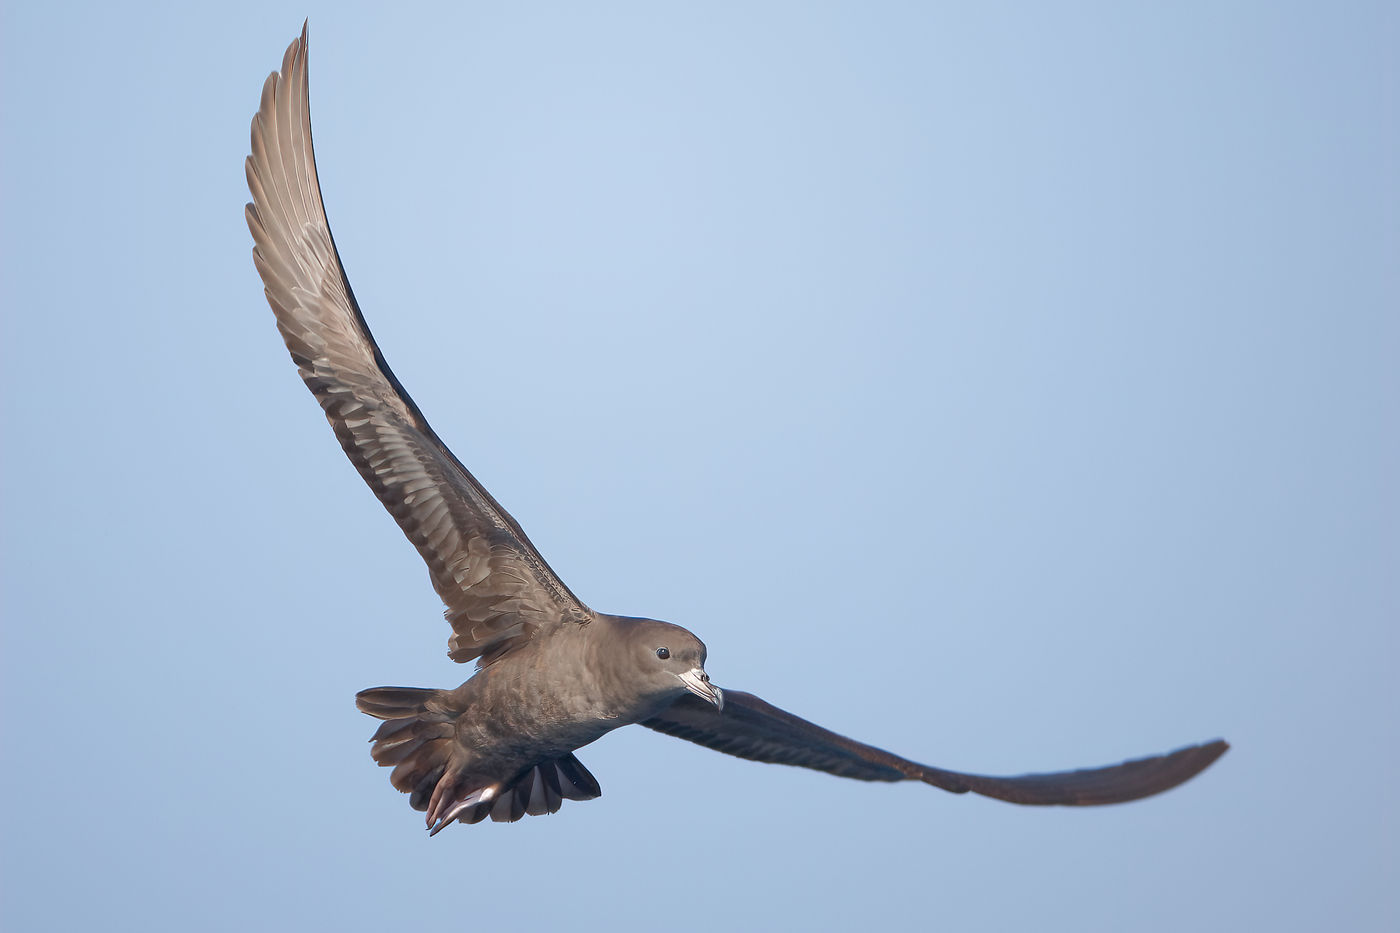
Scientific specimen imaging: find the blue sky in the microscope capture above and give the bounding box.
[2,3,1395,931]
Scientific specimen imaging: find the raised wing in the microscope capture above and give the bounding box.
[643,691,1228,805]
[245,26,591,664]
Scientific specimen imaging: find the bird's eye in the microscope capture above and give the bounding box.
[655,647,670,660]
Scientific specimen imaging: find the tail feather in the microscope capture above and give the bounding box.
[364,717,422,764]
[356,686,462,812]
[356,686,441,720]
[432,755,603,832]
[355,685,602,834]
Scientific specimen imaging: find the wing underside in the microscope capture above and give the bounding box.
[644,691,1228,805]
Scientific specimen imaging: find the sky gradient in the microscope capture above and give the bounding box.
[2,3,1396,931]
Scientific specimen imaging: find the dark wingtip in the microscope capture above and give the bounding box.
[917,736,1231,806]
[1191,738,1230,774]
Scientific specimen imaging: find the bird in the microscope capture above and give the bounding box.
[245,25,1227,835]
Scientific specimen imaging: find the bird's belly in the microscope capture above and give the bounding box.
[449,671,624,768]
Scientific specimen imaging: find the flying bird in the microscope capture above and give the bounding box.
[245,26,1227,834]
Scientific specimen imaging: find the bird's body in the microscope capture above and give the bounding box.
[441,617,707,745]
[358,614,717,831]
[246,25,1226,835]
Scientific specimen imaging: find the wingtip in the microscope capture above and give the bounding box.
[1199,738,1230,763]
[1136,736,1231,799]
[919,735,1232,807]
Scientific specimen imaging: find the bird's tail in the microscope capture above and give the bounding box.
[355,686,603,834]
[355,686,461,812]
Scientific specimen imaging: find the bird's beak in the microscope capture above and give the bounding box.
[677,668,724,712]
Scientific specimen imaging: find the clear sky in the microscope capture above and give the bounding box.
[2,3,1395,931]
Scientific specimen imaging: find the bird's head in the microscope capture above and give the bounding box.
[614,617,724,713]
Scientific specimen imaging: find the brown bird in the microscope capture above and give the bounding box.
[245,25,1227,835]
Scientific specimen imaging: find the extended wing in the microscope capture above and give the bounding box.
[643,691,1227,805]
[245,27,591,665]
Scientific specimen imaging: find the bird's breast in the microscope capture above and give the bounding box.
[451,649,630,760]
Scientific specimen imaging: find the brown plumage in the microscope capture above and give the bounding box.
[245,25,1227,834]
